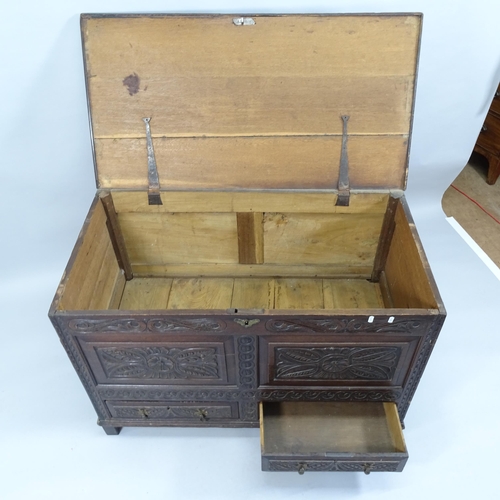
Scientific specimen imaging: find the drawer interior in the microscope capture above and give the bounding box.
[56,191,441,312]
[261,401,405,455]
[260,401,408,472]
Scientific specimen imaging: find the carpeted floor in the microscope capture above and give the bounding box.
[442,152,500,268]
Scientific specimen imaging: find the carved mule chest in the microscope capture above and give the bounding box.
[49,13,446,474]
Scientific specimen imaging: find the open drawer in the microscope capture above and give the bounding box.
[260,401,408,474]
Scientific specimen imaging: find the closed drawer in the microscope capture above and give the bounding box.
[477,111,500,154]
[260,401,408,473]
[106,401,239,422]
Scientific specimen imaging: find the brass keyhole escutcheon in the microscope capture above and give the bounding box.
[195,408,208,422]
[139,408,150,419]
[234,318,260,328]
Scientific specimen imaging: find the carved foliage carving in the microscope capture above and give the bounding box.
[275,346,401,381]
[97,346,219,380]
[68,317,226,333]
[266,318,426,334]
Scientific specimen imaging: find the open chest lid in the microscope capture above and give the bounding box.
[81,14,421,193]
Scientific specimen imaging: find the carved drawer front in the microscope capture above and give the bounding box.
[106,401,238,422]
[78,336,236,385]
[260,402,408,473]
[260,336,418,387]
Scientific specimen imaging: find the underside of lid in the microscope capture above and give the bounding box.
[81,14,421,191]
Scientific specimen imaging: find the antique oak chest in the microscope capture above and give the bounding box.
[49,13,446,474]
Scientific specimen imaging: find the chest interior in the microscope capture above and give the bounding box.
[56,190,438,312]
[56,14,438,314]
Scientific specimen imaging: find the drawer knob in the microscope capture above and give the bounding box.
[363,463,373,475]
[298,464,306,475]
[482,124,488,133]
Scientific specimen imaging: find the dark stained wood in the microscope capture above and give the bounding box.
[236,212,264,264]
[100,192,133,280]
[101,425,122,435]
[48,14,445,474]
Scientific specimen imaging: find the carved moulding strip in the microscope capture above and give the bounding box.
[268,460,337,472]
[266,317,428,334]
[98,388,242,401]
[398,315,446,419]
[238,336,257,389]
[51,318,111,419]
[336,462,401,472]
[240,402,259,421]
[275,346,401,381]
[259,389,401,402]
[97,346,219,380]
[66,317,226,333]
[267,460,401,472]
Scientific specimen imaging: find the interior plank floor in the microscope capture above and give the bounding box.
[118,277,385,310]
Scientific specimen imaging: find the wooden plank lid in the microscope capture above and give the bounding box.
[82,14,421,191]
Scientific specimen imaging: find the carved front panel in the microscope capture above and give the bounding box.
[98,346,219,380]
[275,346,401,381]
[260,336,419,387]
[79,336,236,385]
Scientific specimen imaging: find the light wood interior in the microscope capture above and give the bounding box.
[58,200,125,311]
[261,401,407,455]
[82,14,420,191]
[57,191,439,312]
[118,277,384,311]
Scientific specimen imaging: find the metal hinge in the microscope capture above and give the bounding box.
[336,115,350,207]
[233,17,256,26]
[142,117,163,205]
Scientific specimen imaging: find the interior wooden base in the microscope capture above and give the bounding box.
[118,277,385,311]
[55,191,441,313]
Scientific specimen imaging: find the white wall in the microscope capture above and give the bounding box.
[1,2,499,499]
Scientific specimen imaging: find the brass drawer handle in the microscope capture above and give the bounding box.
[298,464,306,475]
[482,124,488,133]
[363,463,373,475]
[195,408,208,422]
